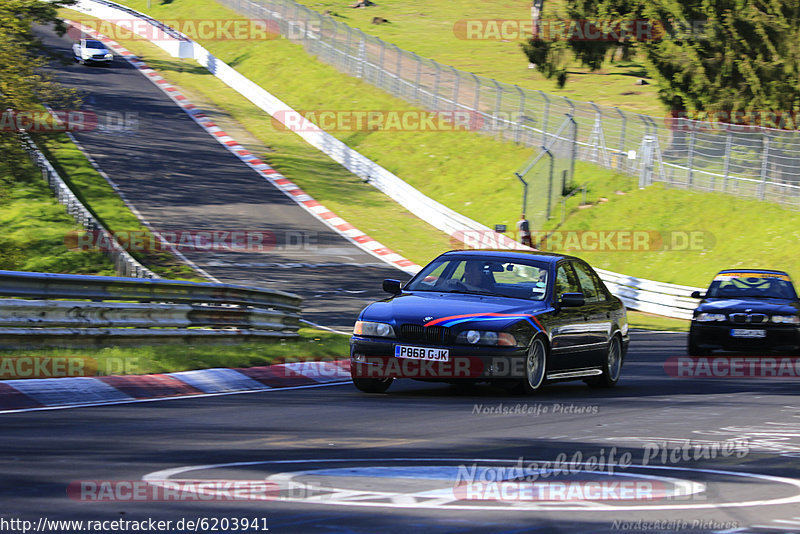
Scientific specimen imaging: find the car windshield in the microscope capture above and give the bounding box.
[404,257,549,300]
[706,272,797,299]
[85,41,106,49]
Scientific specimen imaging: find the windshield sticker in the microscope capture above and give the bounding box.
[714,272,790,282]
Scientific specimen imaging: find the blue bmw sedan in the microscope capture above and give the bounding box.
[350,250,629,394]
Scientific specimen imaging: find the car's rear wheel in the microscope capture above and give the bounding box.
[352,377,393,394]
[586,335,623,388]
[506,336,547,395]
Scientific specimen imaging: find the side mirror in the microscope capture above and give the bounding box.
[691,291,705,299]
[559,292,585,307]
[383,279,402,294]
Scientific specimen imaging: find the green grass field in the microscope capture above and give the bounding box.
[0,143,115,274]
[289,0,665,115]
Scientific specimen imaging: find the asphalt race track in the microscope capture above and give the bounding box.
[34,23,408,330]
[17,23,800,534]
[3,332,800,533]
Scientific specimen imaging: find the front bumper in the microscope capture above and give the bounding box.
[690,323,800,353]
[350,336,528,380]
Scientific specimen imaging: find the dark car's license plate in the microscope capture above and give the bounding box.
[394,345,450,361]
[730,329,767,338]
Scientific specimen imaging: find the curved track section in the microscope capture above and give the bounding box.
[35,23,408,329]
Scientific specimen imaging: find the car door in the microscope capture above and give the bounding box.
[548,261,594,370]
[571,260,614,357]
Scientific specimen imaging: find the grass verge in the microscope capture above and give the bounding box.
[0,141,115,274]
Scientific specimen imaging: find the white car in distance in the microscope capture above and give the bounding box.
[72,39,113,65]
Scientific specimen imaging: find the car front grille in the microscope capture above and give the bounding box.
[730,313,768,324]
[398,324,453,345]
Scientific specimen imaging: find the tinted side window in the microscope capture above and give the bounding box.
[555,263,581,297]
[572,261,605,303]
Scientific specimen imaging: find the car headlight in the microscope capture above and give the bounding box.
[695,313,726,322]
[456,330,516,346]
[104,53,113,58]
[771,315,800,324]
[353,321,395,338]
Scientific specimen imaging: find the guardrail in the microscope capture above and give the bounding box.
[19,132,157,279]
[0,270,303,347]
[595,269,701,321]
[68,0,703,320]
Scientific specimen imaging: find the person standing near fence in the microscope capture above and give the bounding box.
[517,214,532,247]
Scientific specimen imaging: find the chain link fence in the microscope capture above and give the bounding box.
[219,0,800,208]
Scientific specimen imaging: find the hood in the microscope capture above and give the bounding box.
[697,297,800,315]
[359,291,551,330]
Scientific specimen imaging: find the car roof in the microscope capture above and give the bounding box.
[438,249,581,265]
[716,268,791,277]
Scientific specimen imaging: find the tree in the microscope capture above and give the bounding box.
[0,0,78,182]
[521,0,800,118]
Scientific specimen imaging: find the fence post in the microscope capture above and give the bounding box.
[722,131,732,192]
[538,90,550,146]
[451,66,460,108]
[394,44,403,96]
[377,39,385,88]
[514,85,525,145]
[355,30,367,79]
[687,128,696,187]
[471,73,481,114]
[412,52,422,104]
[546,148,554,220]
[432,60,441,110]
[615,107,626,171]
[759,133,770,200]
[568,114,577,189]
[344,25,353,73]
[492,79,502,134]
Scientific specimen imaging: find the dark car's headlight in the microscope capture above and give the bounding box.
[456,330,516,346]
[771,315,800,324]
[695,313,726,322]
[353,321,396,338]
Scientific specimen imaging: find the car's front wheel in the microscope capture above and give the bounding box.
[586,334,623,388]
[506,336,548,395]
[352,377,393,394]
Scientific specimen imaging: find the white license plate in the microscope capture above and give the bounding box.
[731,329,767,338]
[394,345,450,362]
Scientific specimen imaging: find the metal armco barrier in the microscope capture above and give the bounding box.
[0,270,302,347]
[595,268,702,321]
